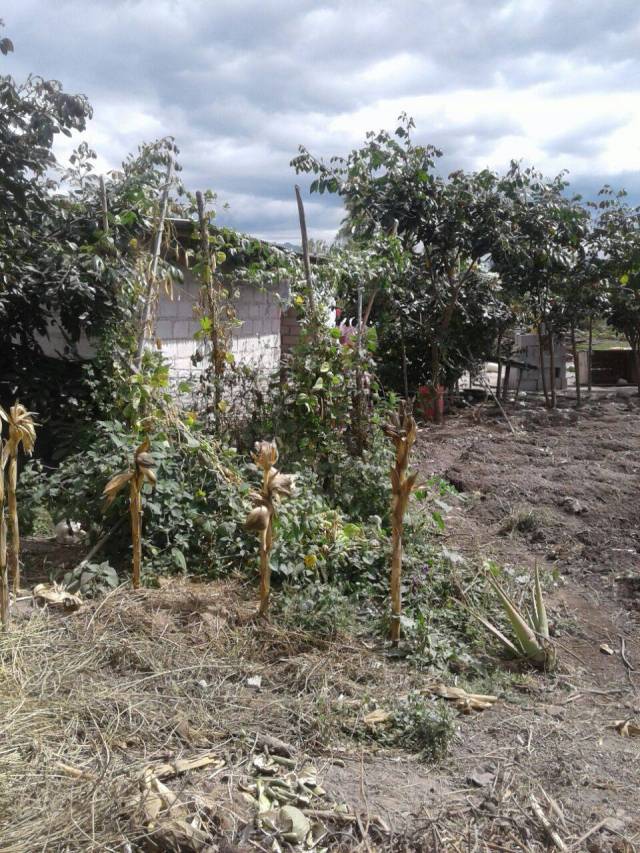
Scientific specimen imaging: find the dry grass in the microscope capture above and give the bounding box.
[0,579,409,852]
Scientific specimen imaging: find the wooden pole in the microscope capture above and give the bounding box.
[496,328,503,400]
[136,157,173,366]
[548,329,556,409]
[537,325,550,408]
[294,185,318,322]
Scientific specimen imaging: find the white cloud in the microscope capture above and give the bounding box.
[3,0,639,240]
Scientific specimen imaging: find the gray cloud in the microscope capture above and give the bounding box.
[3,0,639,240]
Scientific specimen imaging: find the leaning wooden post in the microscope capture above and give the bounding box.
[383,410,418,644]
[246,441,294,616]
[103,439,156,590]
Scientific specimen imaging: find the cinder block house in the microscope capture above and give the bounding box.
[154,219,300,383]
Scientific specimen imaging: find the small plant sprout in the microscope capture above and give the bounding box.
[103,438,156,589]
[476,565,556,670]
[383,409,418,644]
[245,440,294,616]
[1,404,36,599]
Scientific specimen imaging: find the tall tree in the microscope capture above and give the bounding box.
[292,116,507,422]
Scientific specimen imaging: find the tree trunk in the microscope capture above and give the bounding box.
[633,344,640,397]
[537,326,550,408]
[502,362,511,403]
[294,185,318,330]
[587,314,593,394]
[431,340,443,425]
[390,524,402,644]
[571,323,581,408]
[496,328,503,401]
[400,318,409,400]
[548,329,557,409]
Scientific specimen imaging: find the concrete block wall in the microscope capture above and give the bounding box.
[281,305,302,354]
[155,270,288,381]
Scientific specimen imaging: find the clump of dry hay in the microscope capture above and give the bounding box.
[0,580,398,852]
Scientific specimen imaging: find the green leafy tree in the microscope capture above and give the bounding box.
[292,116,507,422]
[492,164,589,408]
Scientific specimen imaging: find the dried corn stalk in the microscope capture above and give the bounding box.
[103,438,156,589]
[0,419,8,629]
[245,440,294,616]
[383,411,418,643]
[1,404,36,599]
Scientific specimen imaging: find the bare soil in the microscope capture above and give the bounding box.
[2,396,640,852]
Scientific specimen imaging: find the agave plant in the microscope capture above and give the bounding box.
[383,410,418,644]
[476,566,556,670]
[103,438,156,589]
[0,404,36,599]
[245,440,294,616]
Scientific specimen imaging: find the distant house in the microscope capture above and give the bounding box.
[154,219,300,383]
[35,219,303,382]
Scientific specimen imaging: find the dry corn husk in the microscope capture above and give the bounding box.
[33,583,82,611]
[246,440,294,616]
[611,719,640,737]
[432,683,498,713]
[103,438,156,589]
[2,404,37,599]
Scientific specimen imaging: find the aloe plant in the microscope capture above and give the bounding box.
[476,566,556,670]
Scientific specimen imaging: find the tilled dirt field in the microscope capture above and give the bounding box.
[2,397,639,852]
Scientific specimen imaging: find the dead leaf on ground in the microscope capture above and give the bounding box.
[599,643,615,656]
[432,683,497,712]
[363,708,392,726]
[611,719,640,737]
[33,583,82,611]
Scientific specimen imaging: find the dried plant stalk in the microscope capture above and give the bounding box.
[245,440,294,616]
[103,438,156,590]
[383,410,418,644]
[1,404,36,597]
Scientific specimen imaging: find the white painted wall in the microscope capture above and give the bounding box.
[155,270,289,381]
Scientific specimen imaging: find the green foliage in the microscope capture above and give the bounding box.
[391,693,455,760]
[270,468,387,586]
[62,561,119,597]
[278,584,356,638]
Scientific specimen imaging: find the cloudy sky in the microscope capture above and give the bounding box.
[4,1,640,242]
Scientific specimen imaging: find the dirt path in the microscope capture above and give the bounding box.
[385,398,640,851]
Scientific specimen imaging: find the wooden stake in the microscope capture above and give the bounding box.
[136,157,173,366]
[294,185,317,320]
